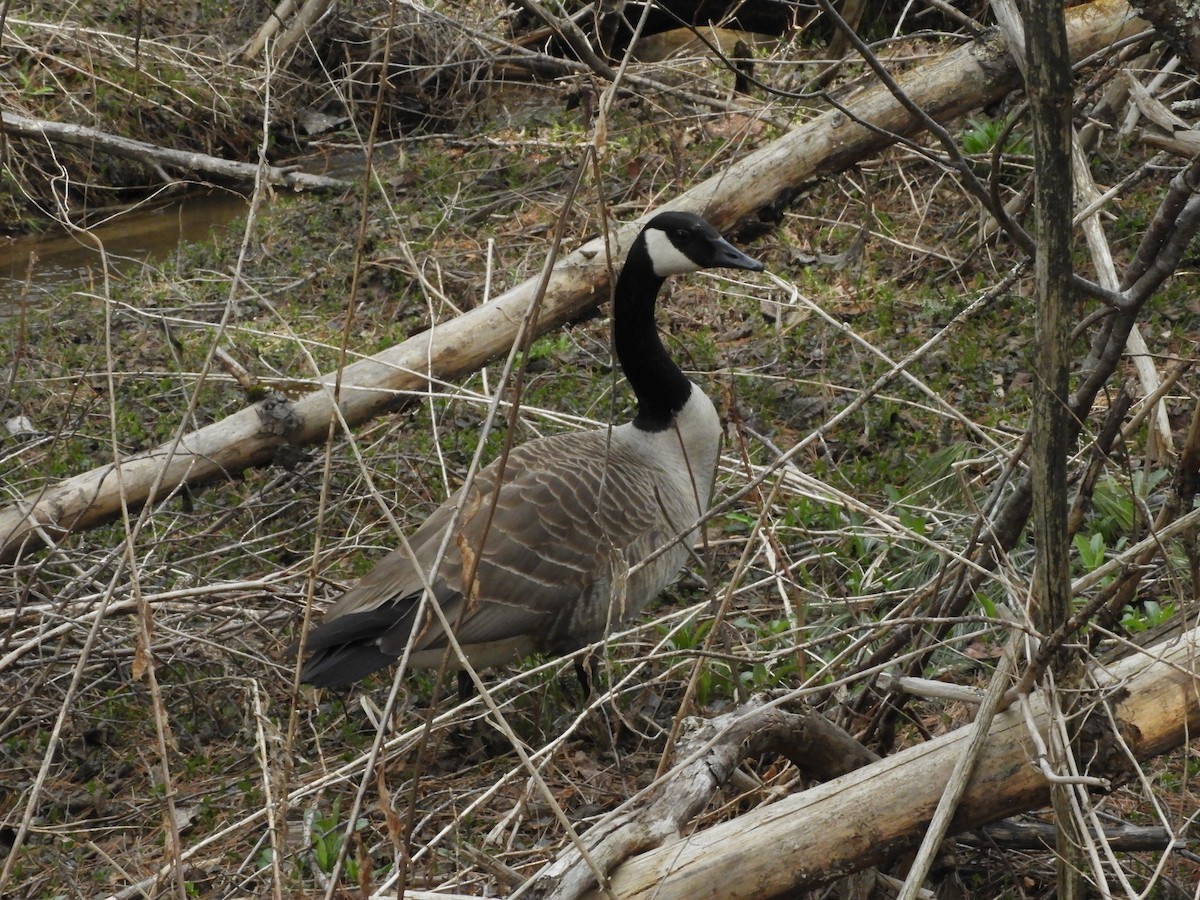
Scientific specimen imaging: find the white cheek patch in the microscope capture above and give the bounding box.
[644,229,700,276]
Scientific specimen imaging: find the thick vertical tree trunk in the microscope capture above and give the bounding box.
[1023,0,1086,892]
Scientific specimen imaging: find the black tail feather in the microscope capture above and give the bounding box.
[299,642,396,688]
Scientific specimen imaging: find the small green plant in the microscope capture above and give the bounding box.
[1073,531,1108,574]
[664,618,713,653]
[1074,528,1175,633]
[660,620,736,706]
[1090,468,1170,544]
[1120,599,1175,633]
[960,115,1030,156]
[976,590,998,619]
[310,799,367,880]
[960,115,1032,187]
[885,484,928,537]
[732,616,800,691]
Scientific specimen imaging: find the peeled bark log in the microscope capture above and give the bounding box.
[0,0,1146,560]
[562,625,1200,900]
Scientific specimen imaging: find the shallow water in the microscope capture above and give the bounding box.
[0,191,250,311]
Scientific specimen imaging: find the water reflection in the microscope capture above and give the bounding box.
[0,191,249,309]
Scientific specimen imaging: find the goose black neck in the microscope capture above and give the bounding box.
[613,241,692,432]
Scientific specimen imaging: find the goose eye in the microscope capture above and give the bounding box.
[673,228,692,242]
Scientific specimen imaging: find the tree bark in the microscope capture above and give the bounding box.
[561,626,1200,900]
[0,0,1147,561]
[1127,0,1200,74]
[1021,0,1086,891]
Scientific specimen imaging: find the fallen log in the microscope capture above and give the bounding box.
[0,113,349,191]
[0,0,1146,560]
[532,625,1200,900]
[529,700,879,899]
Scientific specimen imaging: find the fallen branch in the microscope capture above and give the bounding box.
[0,0,1145,561]
[960,820,1183,852]
[528,699,877,899]
[0,112,349,191]
[534,625,1200,900]
[240,0,335,61]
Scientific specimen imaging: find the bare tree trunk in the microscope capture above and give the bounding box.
[1023,0,1087,889]
[0,0,1146,561]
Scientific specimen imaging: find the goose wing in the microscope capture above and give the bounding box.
[300,430,695,685]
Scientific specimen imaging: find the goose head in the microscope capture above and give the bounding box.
[636,211,766,277]
[613,211,764,432]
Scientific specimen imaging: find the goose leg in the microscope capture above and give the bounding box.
[574,653,600,701]
[457,669,473,701]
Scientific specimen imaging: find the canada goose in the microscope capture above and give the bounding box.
[298,211,764,689]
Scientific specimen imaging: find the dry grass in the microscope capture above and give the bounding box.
[3,2,1200,898]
